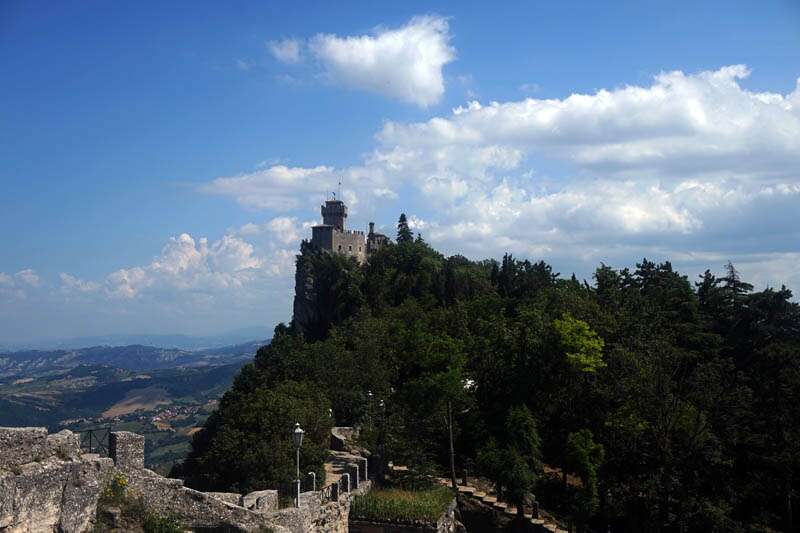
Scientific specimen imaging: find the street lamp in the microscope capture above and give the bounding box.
[367,390,373,430]
[293,423,304,508]
[308,471,316,491]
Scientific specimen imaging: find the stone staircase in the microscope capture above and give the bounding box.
[447,482,566,532]
[388,463,567,532]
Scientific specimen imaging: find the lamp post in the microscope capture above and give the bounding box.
[367,390,373,430]
[308,471,316,492]
[293,423,304,508]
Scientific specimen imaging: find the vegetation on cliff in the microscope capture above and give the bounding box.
[180,216,800,532]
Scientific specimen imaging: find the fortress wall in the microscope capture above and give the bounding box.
[109,430,367,533]
[312,225,334,250]
[0,427,368,533]
[333,230,367,264]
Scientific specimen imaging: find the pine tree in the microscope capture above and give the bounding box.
[396,213,413,243]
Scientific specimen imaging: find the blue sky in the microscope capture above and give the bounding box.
[1,1,799,344]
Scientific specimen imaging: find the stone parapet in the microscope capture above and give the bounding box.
[0,427,372,532]
[109,431,145,471]
[242,489,279,512]
[0,427,81,470]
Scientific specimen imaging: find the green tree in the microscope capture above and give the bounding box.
[565,429,604,530]
[553,313,606,373]
[180,380,331,493]
[396,213,413,243]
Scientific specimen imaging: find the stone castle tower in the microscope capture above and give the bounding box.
[310,198,388,263]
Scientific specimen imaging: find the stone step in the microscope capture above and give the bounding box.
[504,506,517,515]
[457,486,475,494]
[482,496,497,504]
[531,518,545,525]
[472,491,486,499]
[493,502,507,510]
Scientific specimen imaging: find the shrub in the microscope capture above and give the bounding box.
[350,487,454,525]
[100,472,129,506]
[143,511,182,533]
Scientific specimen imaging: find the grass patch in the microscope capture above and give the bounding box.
[350,487,454,525]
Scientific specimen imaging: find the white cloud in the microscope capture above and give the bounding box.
[0,270,40,300]
[268,38,302,64]
[309,15,455,107]
[378,66,800,182]
[203,65,799,296]
[105,233,268,299]
[201,163,392,214]
[59,273,101,294]
[202,165,336,211]
[15,269,40,287]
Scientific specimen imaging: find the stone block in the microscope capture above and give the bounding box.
[206,491,242,506]
[0,427,48,469]
[242,489,279,512]
[109,431,145,471]
[44,430,81,462]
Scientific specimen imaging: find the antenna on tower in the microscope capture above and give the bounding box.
[338,179,342,200]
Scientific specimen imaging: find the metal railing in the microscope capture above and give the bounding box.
[321,480,340,502]
[78,426,112,456]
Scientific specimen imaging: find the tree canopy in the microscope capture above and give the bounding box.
[178,223,800,532]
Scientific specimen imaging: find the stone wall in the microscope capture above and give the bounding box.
[109,429,368,532]
[0,427,114,533]
[0,427,372,533]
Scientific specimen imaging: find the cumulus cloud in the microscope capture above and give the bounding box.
[378,66,800,182]
[59,273,101,294]
[308,15,455,107]
[268,38,302,64]
[202,65,800,295]
[201,163,394,214]
[105,233,268,299]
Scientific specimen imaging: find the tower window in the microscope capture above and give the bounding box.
[348,245,352,251]
[338,245,342,251]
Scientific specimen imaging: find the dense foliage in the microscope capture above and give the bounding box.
[181,216,800,532]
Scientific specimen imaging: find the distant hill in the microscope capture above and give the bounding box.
[0,340,267,379]
[4,326,272,351]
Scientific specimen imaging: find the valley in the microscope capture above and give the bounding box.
[0,340,267,474]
